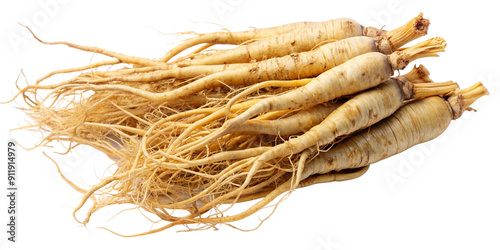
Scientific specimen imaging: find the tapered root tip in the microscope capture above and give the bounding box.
[447,82,489,119]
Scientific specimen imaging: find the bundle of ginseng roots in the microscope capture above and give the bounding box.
[10,13,489,236]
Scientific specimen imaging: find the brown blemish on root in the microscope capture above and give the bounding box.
[326,157,333,164]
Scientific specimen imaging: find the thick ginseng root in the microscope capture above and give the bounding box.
[229,101,343,135]
[156,64,429,160]
[15,18,366,93]
[242,79,457,180]
[178,79,456,215]
[225,83,487,223]
[145,72,453,216]
[172,13,429,66]
[14,15,428,107]
[172,37,447,156]
[302,82,489,178]
[25,14,428,92]
[18,36,380,107]
[151,64,431,169]
[114,83,487,237]
[41,13,425,91]
[35,31,433,109]
[158,17,370,62]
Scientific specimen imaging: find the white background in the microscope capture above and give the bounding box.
[1,0,499,249]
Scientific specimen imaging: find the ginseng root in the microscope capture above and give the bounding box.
[172,13,429,66]
[114,82,486,237]
[172,37,447,156]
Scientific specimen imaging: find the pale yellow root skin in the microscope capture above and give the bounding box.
[173,13,429,66]
[160,63,434,168]
[23,14,428,90]
[228,37,446,128]
[21,36,382,108]
[111,83,486,237]
[173,51,395,156]
[174,19,362,66]
[230,101,343,135]
[253,79,407,170]
[169,37,446,161]
[14,16,481,238]
[158,18,364,62]
[194,79,454,216]
[25,14,428,94]
[146,81,456,227]
[304,83,488,178]
[63,36,384,103]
